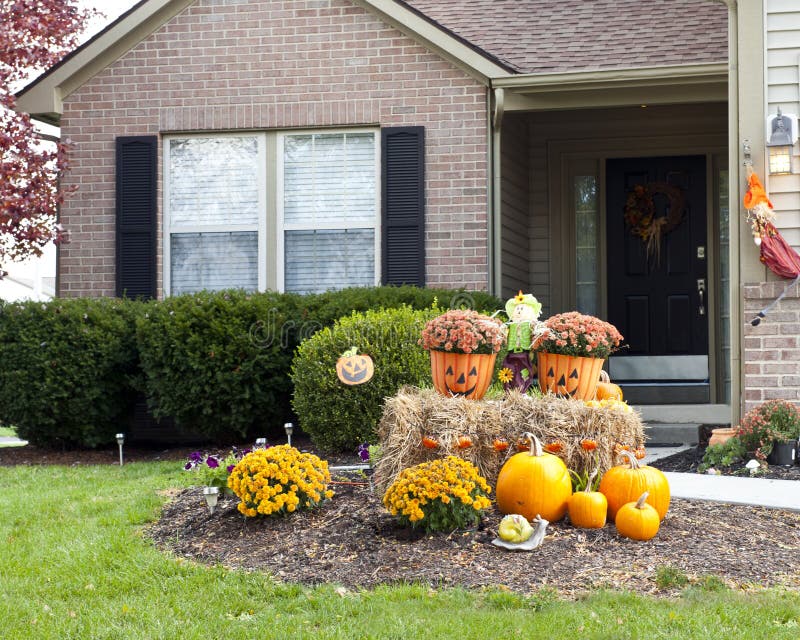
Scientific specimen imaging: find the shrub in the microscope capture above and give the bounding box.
[136,290,300,442]
[227,445,333,517]
[0,297,141,447]
[300,285,502,331]
[382,456,492,532]
[291,305,437,451]
[736,399,800,460]
[699,437,746,471]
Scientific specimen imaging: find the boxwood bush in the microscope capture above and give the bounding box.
[291,305,438,452]
[135,290,301,442]
[0,297,141,447]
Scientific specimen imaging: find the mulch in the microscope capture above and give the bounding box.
[3,440,800,596]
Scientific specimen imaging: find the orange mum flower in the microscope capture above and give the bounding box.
[543,441,563,454]
[580,438,598,452]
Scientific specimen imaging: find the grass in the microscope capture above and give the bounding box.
[1,463,799,639]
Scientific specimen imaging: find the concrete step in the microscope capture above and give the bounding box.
[644,423,700,446]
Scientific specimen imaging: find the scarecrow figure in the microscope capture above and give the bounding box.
[743,168,800,325]
[501,291,547,393]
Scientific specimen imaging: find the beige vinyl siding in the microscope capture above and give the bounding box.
[766,0,800,246]
[500,114,532,299]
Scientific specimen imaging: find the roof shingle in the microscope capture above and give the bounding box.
[401,0,728,74]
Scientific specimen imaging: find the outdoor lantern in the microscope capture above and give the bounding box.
[284,422,294,447]
[202,486,219,515]
[767,108,794,175]
[255,437,267,449]
[115,433,125,466]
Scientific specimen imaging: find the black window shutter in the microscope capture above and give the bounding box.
[381,126,425,287]
[116,136,157,299]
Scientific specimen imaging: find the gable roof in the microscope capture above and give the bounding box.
[402,0,728,73]
[16,0,729,124]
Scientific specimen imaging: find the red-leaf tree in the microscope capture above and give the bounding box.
[0,0,95,275]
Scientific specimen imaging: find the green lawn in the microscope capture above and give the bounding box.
[0,462,798,639]
[0,426,17,438]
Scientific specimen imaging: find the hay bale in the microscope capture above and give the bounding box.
[374,387,646,493]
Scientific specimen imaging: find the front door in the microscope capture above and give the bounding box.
[606,156,709,403]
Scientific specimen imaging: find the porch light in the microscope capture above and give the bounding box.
[202,486,219,514]
[115,433,125,466]
[284,422,294,447]
[767,109,794,175]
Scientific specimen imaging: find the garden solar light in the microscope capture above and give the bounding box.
[115,433,125,466]
[203,486,219,515]
[255,437,267,449]
[284,422,294,447]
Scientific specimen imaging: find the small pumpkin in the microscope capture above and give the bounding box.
[421,436,439,449]
[496,432,572,522]
[615,492,660,541]
[599,450,670,521]
[595,370,623,401]
[335,347,374,385]
[568,469,607,529]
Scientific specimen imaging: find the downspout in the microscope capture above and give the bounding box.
[489,86,505,296]
[724,0,741,425]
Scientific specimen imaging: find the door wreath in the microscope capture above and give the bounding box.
[623,182,686,263]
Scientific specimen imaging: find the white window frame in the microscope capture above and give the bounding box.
[276,128,381,293]
[162,132,267,296]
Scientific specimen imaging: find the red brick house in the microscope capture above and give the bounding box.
[16,0,800,430]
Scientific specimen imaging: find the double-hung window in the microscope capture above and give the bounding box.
[164,135,266,295]
[163,130,378,295]
[279,131,379,293]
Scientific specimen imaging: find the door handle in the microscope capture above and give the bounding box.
[697,278,706,316]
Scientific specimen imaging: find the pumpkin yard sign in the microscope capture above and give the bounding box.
[336,347,374,385]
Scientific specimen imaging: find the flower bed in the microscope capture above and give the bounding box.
[374,387,645,493]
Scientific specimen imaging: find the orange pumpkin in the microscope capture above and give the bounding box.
[430,351,496,400]
[336,348,374,386]
[568,469,607,529]
[599,451,670,521]
[595,370,623,401]
[496,432,572,522]
[615,492,660,541]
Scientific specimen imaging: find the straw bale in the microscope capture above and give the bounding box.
[374,387,645,493]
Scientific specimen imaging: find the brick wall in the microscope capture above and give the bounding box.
[58,0,489,297]
[742,280,800,412]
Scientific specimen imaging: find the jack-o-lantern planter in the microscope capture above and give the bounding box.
[429,351,496,400]
[419,310,507,401]
[537,352,604,401]
[336,348,374,386]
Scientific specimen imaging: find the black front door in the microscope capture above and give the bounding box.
[606,156,709,403]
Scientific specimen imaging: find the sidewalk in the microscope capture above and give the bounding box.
[665,471,800,512]
[0,436,27,447]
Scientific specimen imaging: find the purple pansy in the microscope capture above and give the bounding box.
[226,464,236,474]
[206,456,220,468]
[188,451,203,463]
[357,443,370,462]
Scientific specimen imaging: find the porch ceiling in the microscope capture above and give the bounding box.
[494,63,729,111]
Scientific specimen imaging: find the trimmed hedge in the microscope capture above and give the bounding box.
[0,298,141,447]
[135,290,301,442]
[0,286,502,448]
[291,306,438,451]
